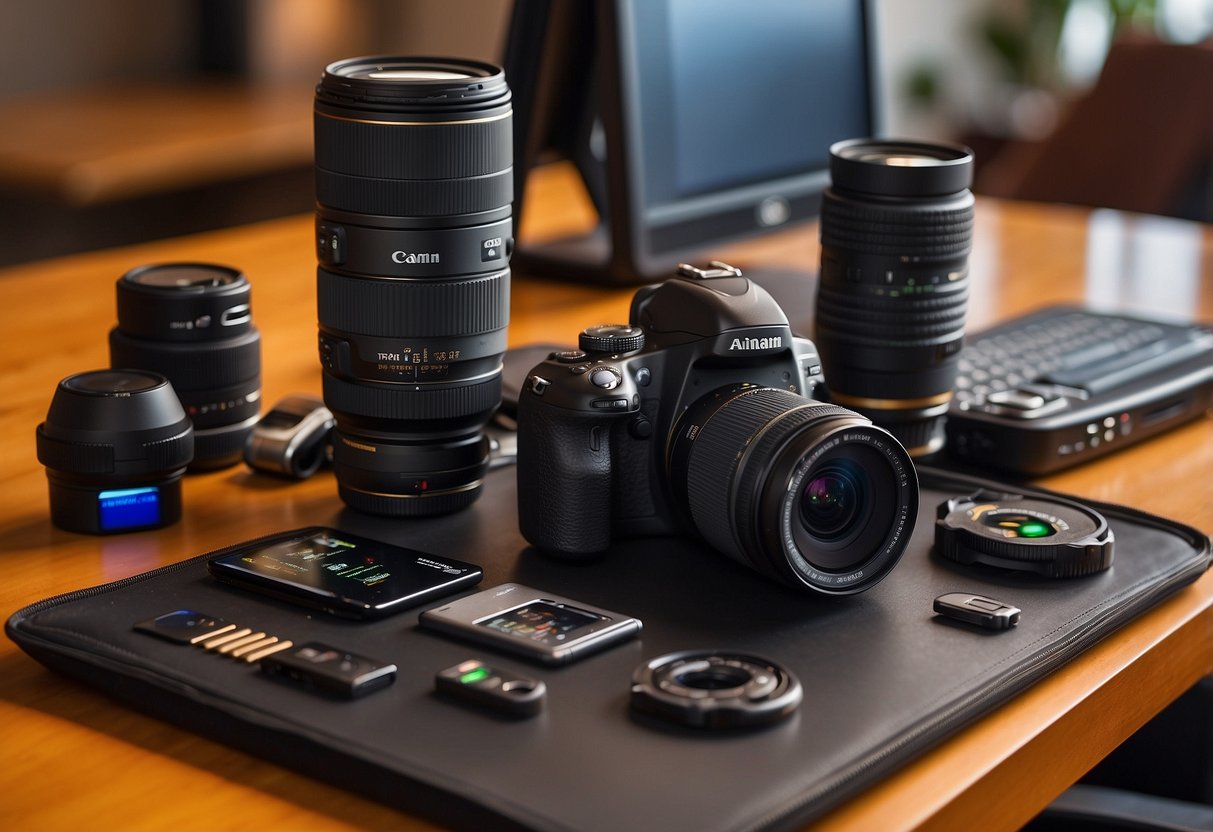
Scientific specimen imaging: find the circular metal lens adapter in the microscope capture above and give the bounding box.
[109,262,261,470]
[816,138,974,457]
[631,651,802,730]
[935,491,1114,578]
[35,370,193,534]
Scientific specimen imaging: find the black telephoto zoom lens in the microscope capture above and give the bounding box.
[109,263,261,470]
[35,370,194,534]
[314,56,512,516]
[815,139,974,457]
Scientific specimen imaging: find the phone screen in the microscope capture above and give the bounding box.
[208,527,482,617]
[477,601,606,646]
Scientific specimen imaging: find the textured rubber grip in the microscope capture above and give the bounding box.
[314,112,512,179]
[517,392,614,556]
[108,328,261,392]
[317,268,509,337]
[315,167,513,217]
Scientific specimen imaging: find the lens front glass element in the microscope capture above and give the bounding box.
[128,265,237,289]
[800,461,867,542]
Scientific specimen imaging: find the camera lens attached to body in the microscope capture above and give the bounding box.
[815,139,974,457]
[631,651,802,729]
[935,491,1114,578]
[668,384,918,595]
[109,263,261,470]
[35,370,194,534]
[314,56,513,516]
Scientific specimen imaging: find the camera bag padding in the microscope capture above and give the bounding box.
[7,466,1210,832]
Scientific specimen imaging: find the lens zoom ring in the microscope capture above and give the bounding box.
[821,196,974,259]
[816,284,968,341]
[143,427,194,469]
[323,372,502,421]
[317,268,509,337]
[685,389,848,558]
[315,168,513,216]
[35,429,114,473]
[315,114,512,179]
[108,329,261,391]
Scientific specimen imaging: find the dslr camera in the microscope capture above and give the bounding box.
[517,262,919,595]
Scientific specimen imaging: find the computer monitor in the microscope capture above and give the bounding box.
[505,0,880,284]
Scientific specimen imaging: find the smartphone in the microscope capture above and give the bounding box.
[207,527,483,619]
[419,583,642,665]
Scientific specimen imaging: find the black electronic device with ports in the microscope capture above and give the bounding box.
[207,526,482,620]
[946,306,1213,476]
[418,583,642,666]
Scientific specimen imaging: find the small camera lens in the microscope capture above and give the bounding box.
[816,138,974,457]
[35,370,193,534]
[109,263,262,470]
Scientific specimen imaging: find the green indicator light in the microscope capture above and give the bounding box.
[1018,522,1053,538]
[459,667,491,685]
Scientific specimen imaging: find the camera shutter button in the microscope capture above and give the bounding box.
[589,367,622,389]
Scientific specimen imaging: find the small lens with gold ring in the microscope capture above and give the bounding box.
[935,490,1114,578]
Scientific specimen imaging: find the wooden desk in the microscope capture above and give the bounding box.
[1,165,1211,831]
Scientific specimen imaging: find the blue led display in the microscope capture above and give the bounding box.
[97,487,161,531]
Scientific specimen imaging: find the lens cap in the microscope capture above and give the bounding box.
[631,651,802,730]
[935,490,1114,578]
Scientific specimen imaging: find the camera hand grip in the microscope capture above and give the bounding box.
[517,392,613,556]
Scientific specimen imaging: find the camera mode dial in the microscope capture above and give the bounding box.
[579,324,645,355]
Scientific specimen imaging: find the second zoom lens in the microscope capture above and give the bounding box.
[815,139,974,457]
[314,56,512,516]
[109,263,261,470]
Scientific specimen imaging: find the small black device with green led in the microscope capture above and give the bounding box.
[935,490,1114,578]
[435,659,546,717]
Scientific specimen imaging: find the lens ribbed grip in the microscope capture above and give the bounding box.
[315,113,512,179]
[315,168,513,216]
[820,191,974,260]
[35,428,114,473]
[109,328,261,391]
[323,372,501,421]
[143,427,194,469]
[684,388,853,562]
[317,268,509,337]
[816,284,968,343]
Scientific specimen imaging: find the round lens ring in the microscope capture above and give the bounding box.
[367,69,473,81]
[125,264,240,290]
[675,666,753,691]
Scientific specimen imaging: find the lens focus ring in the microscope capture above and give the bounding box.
[315,168,513,217]
[322,371,502,421]
[108,328,261,392]
[820,192,974,260]
[317,268,508,337]
[314,113,512,180]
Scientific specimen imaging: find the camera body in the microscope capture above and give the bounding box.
[518,263,826,555]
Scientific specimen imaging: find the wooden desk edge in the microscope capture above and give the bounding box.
[815,571,1213,831]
